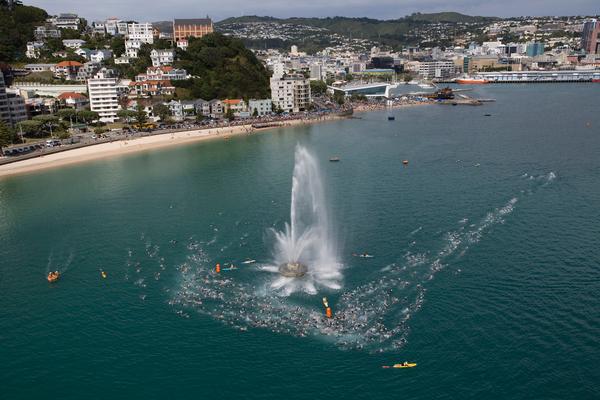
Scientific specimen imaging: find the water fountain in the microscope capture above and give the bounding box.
[262,145,342,295]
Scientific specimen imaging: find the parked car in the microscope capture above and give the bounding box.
[45,139,61,147]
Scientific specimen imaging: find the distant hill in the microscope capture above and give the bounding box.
[152,21,173,34]
[218,12,496,26]
[217,12,498,48]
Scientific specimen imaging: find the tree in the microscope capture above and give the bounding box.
[32,114,59,136]
[0,120,17,154]
[134,104,148,127]
[57,108,77,122]
[225,108,235,121]
[16,120,43,136]
[110,37,125,56]
[152,103,171,121]
[153,38,172,49]
[176,33,270,100]
[0,2,47,61]
[310,80,327,96]
[333,91,346,105]
[77,110,99,124]
[116,109,136,122]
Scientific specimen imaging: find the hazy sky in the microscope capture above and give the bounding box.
[26,0,600,22]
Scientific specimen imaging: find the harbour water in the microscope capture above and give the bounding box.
[1,85,599,398]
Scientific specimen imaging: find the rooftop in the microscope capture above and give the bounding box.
[173,18,212,26]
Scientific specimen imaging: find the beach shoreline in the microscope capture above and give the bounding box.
[0,114,346,179]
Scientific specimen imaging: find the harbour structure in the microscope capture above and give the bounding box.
[466,70,600,83]
[329,82,399,98]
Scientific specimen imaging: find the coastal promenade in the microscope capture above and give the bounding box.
[0,113,346,178]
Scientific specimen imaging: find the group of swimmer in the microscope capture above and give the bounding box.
[47,270,107,283]
[352,252,374,258]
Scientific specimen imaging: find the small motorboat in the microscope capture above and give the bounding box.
[402,160,409,166]
[101,271,107,279]
[329,156,340,162]
[47,271,60,283]
[242,259,256,264]
[388,116,395,121]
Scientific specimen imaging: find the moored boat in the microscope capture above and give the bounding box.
[455,78,489,84]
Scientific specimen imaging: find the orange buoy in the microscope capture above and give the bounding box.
[326,307,332,318]
[215,263,221,273]
[402,160,409,166]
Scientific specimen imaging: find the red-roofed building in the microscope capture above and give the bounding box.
[54,61,83,80]
[222,99,247,116]
[128,80,175,97]
[57,92,89,109]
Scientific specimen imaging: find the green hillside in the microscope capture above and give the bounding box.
[0,0,48,61]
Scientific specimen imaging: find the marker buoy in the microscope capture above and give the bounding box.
[215,263,221,273]
[326,307,332,318]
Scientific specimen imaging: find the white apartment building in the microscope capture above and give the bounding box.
[26,41,45,59]
[270,75,311,113]
[271,62,286,79]
[47,13,80,30]
[150,49,175,67]
[87,70,121,123]
[62,39,86,49]
[418,61,456,80]
[105,18,128,36]
[127,23,154,44]
[92,21,106,35]
[89,50,113,63]
[248,99,272,116]
[125,40,143,58]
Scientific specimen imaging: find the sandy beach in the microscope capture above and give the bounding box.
[0,115,343,179]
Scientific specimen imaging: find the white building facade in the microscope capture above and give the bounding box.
[150,49,175,67]
[270,75,311,113]
[87,70,121,123]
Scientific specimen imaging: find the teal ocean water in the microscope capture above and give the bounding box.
[1,85,599,399]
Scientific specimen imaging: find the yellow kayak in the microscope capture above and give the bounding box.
[393,363,417,369]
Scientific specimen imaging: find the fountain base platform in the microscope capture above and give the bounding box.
[278,262,308,278]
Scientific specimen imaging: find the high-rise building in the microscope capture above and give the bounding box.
[309,64,324,81]
[0,71,10,124]
[581,19,600,54]
[0,71,27,127]
[526,42,545,57]
[270,75,311,113]
[127,23,154,44]
[173,19,213,41]
[87,69,121,123]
